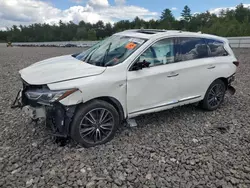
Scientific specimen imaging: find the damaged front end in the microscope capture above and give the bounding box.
[11,80,77,138]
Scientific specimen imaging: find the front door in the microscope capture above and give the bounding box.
[127,38,180,116]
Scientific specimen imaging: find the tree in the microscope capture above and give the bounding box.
[105,23,113,36]
[181,5,192,22]
[189,11,215,32]
[114,20,131,31]
[147,19,158,29]
[94,21,105,30]
[132,16,144,29]
[76,27,88,40]
[0,30,7,42]
[87,29,97,40]
[160,9,175,22]
[159,9,175,29]
[95,21,106,40]
[235,3,250,23]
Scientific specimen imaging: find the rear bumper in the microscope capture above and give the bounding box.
[227,73,236,95]
[227,73,235,85]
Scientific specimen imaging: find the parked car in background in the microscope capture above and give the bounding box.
[12,29,238,147]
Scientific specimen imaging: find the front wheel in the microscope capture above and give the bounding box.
[70,100,120,147]
[200,79,226,111]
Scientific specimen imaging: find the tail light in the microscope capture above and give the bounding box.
[233,61,239,67]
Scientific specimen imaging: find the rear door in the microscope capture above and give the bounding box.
[205,38,237,82]
[174,37,213,101]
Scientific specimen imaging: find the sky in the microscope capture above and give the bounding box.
[0,0,250,30]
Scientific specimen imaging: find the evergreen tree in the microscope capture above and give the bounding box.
[181,5,192,22]
[159,9,175,29]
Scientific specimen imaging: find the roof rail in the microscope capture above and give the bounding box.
[137,29,167,34]
[139,29,167,32]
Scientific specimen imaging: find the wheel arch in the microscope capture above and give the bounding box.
[214,77,228,89]
[200,77,227,111]
[75,96,126,122]
[97,96,125,122]
[202,77,228,100]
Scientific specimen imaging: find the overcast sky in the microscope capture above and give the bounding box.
[0,0,250,30]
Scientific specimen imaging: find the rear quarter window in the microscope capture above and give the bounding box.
[206,39,228,57]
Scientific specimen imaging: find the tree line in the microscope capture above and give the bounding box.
[1,3,250,42]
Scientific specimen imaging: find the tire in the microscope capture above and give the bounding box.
[200,79,226,111]
[70,100,120,147]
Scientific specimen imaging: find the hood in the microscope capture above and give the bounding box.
[19,55,106,85]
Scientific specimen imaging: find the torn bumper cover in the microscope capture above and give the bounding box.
[11,82,76,138]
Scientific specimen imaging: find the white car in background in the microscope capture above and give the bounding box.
[12,29,238,147]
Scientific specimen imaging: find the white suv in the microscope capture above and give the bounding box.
[12,29,238,147]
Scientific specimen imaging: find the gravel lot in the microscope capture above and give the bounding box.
[0,44,250,188]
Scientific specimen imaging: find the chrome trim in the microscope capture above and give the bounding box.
[129,100,178,115]
[129,95,201,115]
[178,95,201,102]
[166,100,179,105]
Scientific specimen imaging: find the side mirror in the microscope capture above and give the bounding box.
[131,60,150,71]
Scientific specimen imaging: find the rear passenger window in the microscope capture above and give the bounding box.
[206,39,228,57]
[179,38,209,61]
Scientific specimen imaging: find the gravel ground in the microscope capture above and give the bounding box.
[0,44,250,188]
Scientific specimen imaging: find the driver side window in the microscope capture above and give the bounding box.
[139,38,175,67]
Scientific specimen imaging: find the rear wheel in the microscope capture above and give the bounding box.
[70,100,120,147]
[201,79,226,111]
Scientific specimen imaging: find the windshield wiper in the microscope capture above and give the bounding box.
[83,45,101,63]
[101,42,112,66]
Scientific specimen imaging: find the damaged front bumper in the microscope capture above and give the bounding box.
[11,83,76,138]
[22,106,46,119]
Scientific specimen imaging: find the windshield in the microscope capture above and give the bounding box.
[75,35,146,67]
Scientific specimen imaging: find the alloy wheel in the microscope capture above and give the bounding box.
[79,108,114,144]
[207,84,225,108]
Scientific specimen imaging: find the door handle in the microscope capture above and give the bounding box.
[167,73,179,77]
[207,65,216,69]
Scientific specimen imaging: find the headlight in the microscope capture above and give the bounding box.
[25,88,78,104]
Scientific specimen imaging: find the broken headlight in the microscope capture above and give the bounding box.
[25,88,78,104]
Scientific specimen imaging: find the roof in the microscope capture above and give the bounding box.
[114,29,228,43]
